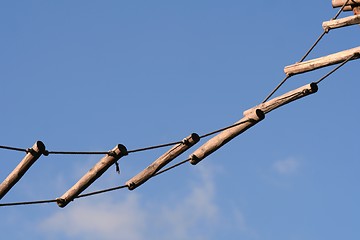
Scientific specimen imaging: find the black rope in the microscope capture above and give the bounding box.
[76,185,128,199]
[0,3,357,208]
[154,158,191,176]
[0,145,27,153]
[38,141,184,156]
[199,119,250,139]
[75,158,190,199]
[299,31,328,63]
[299,0,349,62]
[0,158,191,207]
[0,199,57,207]
[315,53,357,84]
[127,141,183,154]
[262,3,349,103]
[332,0,351,20]
[0,121,248,157]
[262,75,291,103]
[46,150,108,155]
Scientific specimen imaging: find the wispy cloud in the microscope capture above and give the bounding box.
[39,194,146,240]
[273,158,300,175]
[232,208,259,239]
[157,165,219,240]
[38,164,222,240]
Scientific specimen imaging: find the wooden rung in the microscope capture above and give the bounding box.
[189,110,265,165]
[284,46,360,76]
[322,15,360,31]
[244,83,318,116]
[343,5,353,11]
[0,141,46,200]
[332,0,360,8]
[56,144,127,208]
[126,133,200,190]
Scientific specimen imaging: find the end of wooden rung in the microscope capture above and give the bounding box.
[354,6,360,15]
[189,109,264,165]
[243,82,318,117]
[32,141,46,155]
[56,198,67,208]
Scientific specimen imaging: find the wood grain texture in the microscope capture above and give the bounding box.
[343,5,354,11]
[323,15,360,30]
[243,83,318,116]
[56,144,127,208]
[189,110,265,165]
[284,46,360,76]
[332,0,360,8]
[126,133,200,190]
[0,141,46,200]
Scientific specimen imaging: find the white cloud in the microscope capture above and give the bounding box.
[157,165,219,240]
[273,158,300,175]
[232,209,259,239]
[38,164,221,240]
[39,194,146,240]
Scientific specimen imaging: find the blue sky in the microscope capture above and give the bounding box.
[1,1,359,239]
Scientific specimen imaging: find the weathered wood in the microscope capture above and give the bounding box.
[56,144,127,208]
[244,83,318,116]
[189,110,265,165]
[0,141,46,200]
[344,5,354,11]
[284,46,360,76]
[126,133,200,190]
[354,6,360,14]
[332,0,360,8]
[322,14,360,31]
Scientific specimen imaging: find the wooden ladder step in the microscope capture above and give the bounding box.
[56,144,127,208]
[244,83,318,116]
[126,133,199,190]
[323,14,360,31]
[332,0,360,8]
[189,110,265,165]
[0,141,46,200]
[284,46,360,76]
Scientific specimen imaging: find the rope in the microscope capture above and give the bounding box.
[262,2,350,102]
[0,142,186,157]
[332,0,351,20]
[262,75,291,103]
[76,185,128,199]
[0,120,253,157]
[299,0,350,62]
[127,141,183,154]
[199,119,250,139]
[0,56,356,209]
[0,199,57,207]
[45,150,108,155]
[153,158,190,176]
[0,6,358,208]
[315,53,357,84]
[0,145,27,153]
[298,31,327,63]
[0,158,191,207]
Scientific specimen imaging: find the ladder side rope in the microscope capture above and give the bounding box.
[262,0,351,103]
[0,56,355,207]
